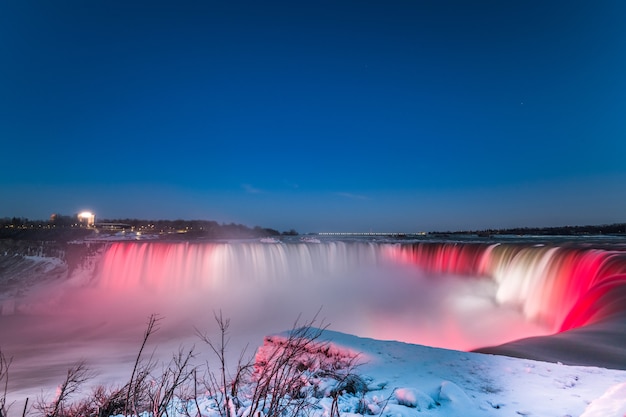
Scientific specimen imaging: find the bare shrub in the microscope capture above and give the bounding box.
[0,349,12,417]
[198,311,363,417]
[16,311,368,417]
[247,321,330,417]
[145,345,196,417]
[196,310,253,417]
[124,313,161,416]
[89,385,127,417]
[34,361,94,417]
[28,315,160,417]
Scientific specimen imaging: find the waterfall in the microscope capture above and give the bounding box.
[388,242,626,332]
[95,241,389,290]
[7,239,625,351]
[88,240,626,335]
[3,238,626,384]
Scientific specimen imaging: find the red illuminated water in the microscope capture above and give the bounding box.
[388,242,626,331]
[2,239,626,410]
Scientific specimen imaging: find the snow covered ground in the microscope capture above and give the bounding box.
[107,329,626,417]
[4,317,625,417]
[312,330,626,417]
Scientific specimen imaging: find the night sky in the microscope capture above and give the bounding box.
[1,1,625,233]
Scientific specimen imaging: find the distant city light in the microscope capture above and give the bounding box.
[77,211,95,227]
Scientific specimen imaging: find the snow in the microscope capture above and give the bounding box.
[307,330,626,417]
[394,387,437,410]
[580,382,626,417]
[98,329,625,417]
[21,255,65,272]
[2,316,625,417]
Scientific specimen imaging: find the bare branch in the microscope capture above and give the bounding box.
[0,349,13,417]
[36,361,94,417]
[197,310,238,417]
[125,313,161,416]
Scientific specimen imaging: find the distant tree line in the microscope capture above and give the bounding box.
[0,216,298,241]
[431,223,626,237]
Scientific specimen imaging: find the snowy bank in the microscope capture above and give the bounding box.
[304,330,626,417]
[101,329,626,417]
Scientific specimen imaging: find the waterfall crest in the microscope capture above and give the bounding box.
[3,238,626,374]
[390,242,626,331]
[92,241,626,334]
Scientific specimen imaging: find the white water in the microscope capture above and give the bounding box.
[1,241,555,406]
[37,241,553,350]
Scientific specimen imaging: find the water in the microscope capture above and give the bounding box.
[1,237,626,411]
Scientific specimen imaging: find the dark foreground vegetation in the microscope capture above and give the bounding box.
[0,313,365,417]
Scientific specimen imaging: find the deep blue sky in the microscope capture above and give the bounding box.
[1,1,625,232]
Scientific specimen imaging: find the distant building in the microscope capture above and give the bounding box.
[77,211,95,228]
[96,222,132,231]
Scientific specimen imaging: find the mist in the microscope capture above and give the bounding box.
[2,241,553,403]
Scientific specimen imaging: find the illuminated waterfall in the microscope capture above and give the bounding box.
[3,238,626,387]
[96,241,387,290]
[93,240,626,335]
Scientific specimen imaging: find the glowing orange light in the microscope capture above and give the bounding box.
[77,211,95,227]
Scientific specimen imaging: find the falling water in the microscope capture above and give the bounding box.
[2,239,626,408]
